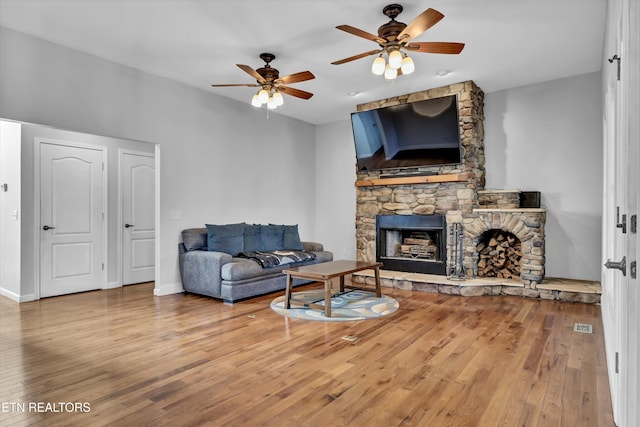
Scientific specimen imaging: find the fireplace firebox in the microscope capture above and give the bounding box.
[376,215,447,275]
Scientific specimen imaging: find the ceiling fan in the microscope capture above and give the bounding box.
[211,53,315,109]
[332,4,465,80]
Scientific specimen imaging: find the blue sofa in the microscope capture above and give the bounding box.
[178,224,333,303]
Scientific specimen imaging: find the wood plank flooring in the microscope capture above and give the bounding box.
[0,282,614,426]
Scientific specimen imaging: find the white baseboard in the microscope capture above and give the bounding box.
[153,282,184,296]
[0,287,36,302]
[104,281,122,290]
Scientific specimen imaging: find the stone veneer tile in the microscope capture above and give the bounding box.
[536,278,601,294]
[350,271,600,303]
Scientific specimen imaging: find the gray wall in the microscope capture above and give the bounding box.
[0,27,317,298]
[484,72,603,280]
[315,72,603,281]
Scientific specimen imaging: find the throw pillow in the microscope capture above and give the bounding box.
[182,228,208,251]
[205,223,245,256]
[282,224,303,250]
[244,224,285,252]
[243,224,262,252]
[261,224,284,251]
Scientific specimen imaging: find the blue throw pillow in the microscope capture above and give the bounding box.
[205,223,245,256]
[261,224,284,251]
[243,224,262,252]
[282,224,303,250]
[244,224,285,252]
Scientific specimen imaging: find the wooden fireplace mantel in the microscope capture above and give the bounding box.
[355,173,469,187]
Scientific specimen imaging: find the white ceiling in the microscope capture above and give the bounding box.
[0,0,607,125]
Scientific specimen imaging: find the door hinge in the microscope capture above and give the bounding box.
[615,352,619,373]
[631,261,637,279]
[102,162,105,171]
[616,207,627,233]
[102,263,104,271]
[631,214,637,234]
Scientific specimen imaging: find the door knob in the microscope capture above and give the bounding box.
[42,225,55,230]
[604,256,626,276]
[124,224,134,228]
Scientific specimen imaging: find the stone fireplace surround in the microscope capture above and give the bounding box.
[354,81,548,297]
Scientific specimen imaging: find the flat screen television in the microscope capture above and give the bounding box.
[350,94,462,171]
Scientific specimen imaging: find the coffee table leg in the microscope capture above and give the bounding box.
[284,274,293,309]
[324,278,332,317]
[339,275,345,292]
[374,267,381,297]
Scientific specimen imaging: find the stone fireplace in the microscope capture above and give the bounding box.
[355,81,546,290]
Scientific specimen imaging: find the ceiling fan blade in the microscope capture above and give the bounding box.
[405,42,465,54]
[277,71,315,85]
[211,83,260,87]
[331,49,383,65]
[236,64,266,83]
[336,25,386,44]
[279,85,314,100]
[397,8,444,43]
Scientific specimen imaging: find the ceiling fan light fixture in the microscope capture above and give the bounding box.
[251,94,262,107]
[272,91,284,107]
[332,6,465,83]
[388,49,403,69]
[372,56,386,75]
[213,53,314,113]
[384,64,397,80]
[257,89,269,104]
[401,55,415,75]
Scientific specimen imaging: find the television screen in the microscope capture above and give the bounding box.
[350,94,462,171]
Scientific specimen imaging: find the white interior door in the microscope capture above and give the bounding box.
[602,10,634,425]
[40,141,104,298]
[623,1,639,423]
[602,76,622,424]
[122,152,155,285]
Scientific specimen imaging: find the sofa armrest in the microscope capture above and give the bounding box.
[179,249,233,298]
[302,241,324,252]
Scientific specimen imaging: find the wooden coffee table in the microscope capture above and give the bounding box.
[282,260,383,317]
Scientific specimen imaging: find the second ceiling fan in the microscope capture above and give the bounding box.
[211,53,315,110]
[332,4,465,80]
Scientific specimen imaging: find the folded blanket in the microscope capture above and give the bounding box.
[237,250,317,269]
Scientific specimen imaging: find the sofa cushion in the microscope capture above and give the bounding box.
[282,224,303,250]
[206,223,245,256]
[221,258,266,281]
[182,228,208,251]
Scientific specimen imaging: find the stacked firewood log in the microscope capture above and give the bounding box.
[400,232,437,259]
[476,230,521,279]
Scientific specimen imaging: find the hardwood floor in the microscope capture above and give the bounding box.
[0,282,614,426]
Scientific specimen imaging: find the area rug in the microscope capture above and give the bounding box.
[270,289,399,322]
